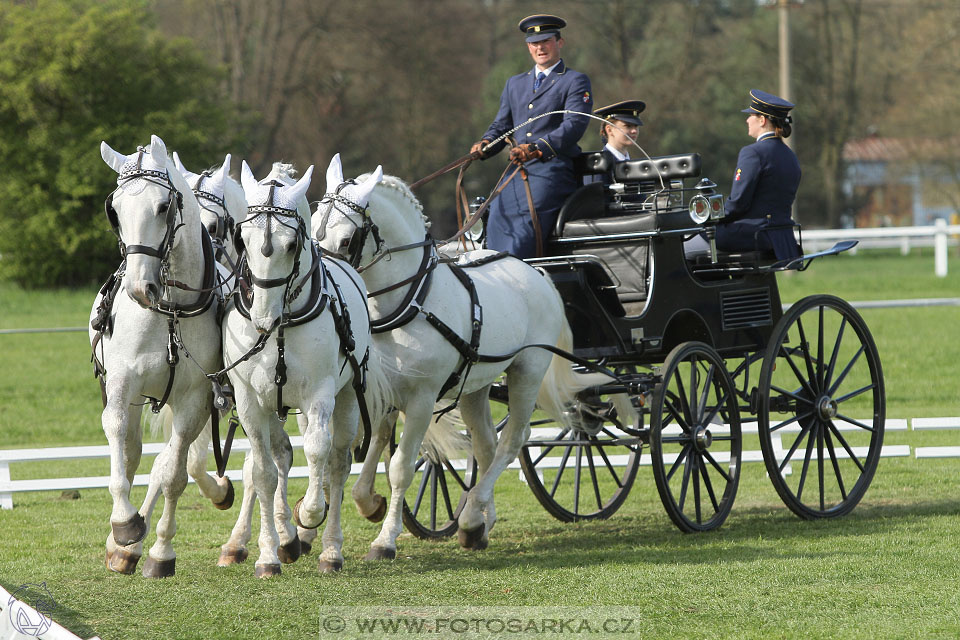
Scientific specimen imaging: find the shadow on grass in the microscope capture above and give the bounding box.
[366,496,960,574]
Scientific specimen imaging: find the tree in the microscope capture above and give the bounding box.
[0,0,250,287]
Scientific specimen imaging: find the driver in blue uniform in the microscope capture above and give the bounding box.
[470,14,593,258]
[716,89,802,259]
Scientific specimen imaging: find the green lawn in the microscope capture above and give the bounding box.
[0,251,959,639]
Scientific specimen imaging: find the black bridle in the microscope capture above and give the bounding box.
[104,147,184,264]
[314,179,383,270]
[235,182,311,305]
[192,171,234,252]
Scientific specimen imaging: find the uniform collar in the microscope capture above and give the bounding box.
[757,131,779,142]
[531,59,565,78]
[604,143,629,161]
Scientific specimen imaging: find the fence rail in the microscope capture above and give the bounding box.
[800,219,960,277]
[2,417,955,509]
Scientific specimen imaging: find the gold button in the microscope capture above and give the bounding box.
[526,132,532,137]
[528,104,533,109]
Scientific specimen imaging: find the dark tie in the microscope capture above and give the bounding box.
[534,71,545,91]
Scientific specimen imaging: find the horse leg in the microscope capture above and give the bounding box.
[458,388,499,538]
[366,396,433,560]
[142,399,210,578]
[186,418,234,509]
[458,364,545,550]
[295,381,335,530]
[218,451,256,566]
[102,386,147,547]
[105,402,146,572]
[272,417,301,564]
[317,394,359,573]
[351,409,395,522]
[241,405,283,578]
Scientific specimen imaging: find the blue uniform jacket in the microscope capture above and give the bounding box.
[717,134,802,260]
[481,60,592,258]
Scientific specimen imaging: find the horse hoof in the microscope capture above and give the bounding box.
[142,557,176,579]
[112,513,146,547]
[363,495,387,523]
[294,496,327,530]
[217,547,248,566]
[364,546,396,561]
[105,548,141,575]
[457,524,487,551]
[212,478,235,510]
[255,563,282,579]
[300,540,312,555]
[278,537,302,564]
[317,558,343,574]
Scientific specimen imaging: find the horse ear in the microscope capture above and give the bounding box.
[240,160,259,196]
[354,165,383,208]
[149,135,167,164]
[100,141,127,173]
[325,153,343,194]
[171,151,197,181]
[286,165,314,203]
[216,154,232,182]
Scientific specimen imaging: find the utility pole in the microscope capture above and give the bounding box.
[779,0,793,151]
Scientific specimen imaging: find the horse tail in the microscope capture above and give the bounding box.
[535,279,625,428]
[146,405,174,441]
[424,406,471,463]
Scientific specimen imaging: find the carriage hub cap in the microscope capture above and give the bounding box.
[694,426,713,451]
[817,396,838,420]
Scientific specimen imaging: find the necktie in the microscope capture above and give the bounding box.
[534,72,545,91]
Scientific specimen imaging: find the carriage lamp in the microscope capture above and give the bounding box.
[689,194,711,224]
[708,194,726,220]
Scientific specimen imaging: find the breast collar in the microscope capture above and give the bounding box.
[234,240,330,328]
[368,237,437,333]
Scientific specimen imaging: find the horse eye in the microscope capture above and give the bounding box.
[338,237,350,250]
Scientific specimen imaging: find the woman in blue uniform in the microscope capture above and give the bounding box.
[715,89,802,259]
[470,14,593,258]
[585,100,645,185]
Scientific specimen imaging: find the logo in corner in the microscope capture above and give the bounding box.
[8,583,57,637]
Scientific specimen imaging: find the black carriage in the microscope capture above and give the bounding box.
[400,151,885,537]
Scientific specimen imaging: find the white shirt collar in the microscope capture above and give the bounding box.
[534,59,563,77]
[604,142,630,162]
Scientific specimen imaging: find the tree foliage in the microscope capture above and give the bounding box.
[0,0,250,287]
[2,0,957,287]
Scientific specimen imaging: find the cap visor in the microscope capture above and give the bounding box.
[526,32,556,42]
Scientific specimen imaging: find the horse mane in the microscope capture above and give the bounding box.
[359,172,431,229]
[266,162,298,185]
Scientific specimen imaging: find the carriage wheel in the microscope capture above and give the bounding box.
[514,385,643,522]
[385,417,478,540]
[758,294,884,519]
[650,342,742,532]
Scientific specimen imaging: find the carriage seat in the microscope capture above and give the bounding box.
[556,213,658,309]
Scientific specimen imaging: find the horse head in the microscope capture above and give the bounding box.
[100,134,194,308]
[237,160,314,333]
[172,152,245,266]
[313,153,385,268]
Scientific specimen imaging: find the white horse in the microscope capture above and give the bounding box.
[315,154,604,558]
[92,135,232,577]
[221,160,386,576]
[172,152,246,269]
[214,162,321,568]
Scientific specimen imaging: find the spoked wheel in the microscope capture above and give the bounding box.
[516,385,643,522]
[392,420,478,540]
[650,342,742,532]
[758,294,884,519]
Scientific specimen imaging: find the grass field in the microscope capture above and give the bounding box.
[0,250,959,639]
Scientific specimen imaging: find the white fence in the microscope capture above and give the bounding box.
[3,417,957,509]
[800,219,960,277]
